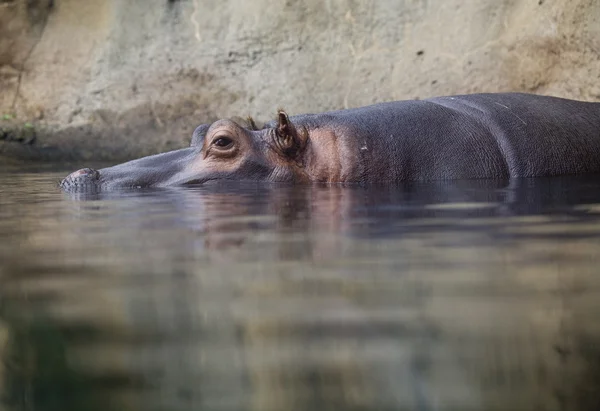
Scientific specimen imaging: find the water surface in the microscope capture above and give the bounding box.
[1,164,600,411]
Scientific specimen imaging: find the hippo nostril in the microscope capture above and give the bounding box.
[67,168,100,181]
[60,168,100,190]
[71,168,99,179]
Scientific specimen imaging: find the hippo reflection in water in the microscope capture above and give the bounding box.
[60,93,600,191]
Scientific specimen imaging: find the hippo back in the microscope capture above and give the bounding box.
[289,93,600,182]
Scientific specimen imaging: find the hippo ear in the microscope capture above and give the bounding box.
[190,124,210,147]
[246,116,264,131]
[229,115,264,131]
[275,110,305,158]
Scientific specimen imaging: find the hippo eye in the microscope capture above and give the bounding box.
[212,136,234,148]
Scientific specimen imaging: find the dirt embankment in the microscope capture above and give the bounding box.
[1,0,599,162]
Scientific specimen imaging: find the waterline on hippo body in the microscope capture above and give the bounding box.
[59,92,600,192]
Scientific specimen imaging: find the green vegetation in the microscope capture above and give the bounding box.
[0,120,37,145]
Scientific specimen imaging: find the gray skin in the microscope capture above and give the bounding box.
[60,92,600,191]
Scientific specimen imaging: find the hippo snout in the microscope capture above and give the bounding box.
[60,168,100,191]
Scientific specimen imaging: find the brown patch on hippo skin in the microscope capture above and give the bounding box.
[302,127,341,183]
[262,113,360,184]
[300,120,361,184]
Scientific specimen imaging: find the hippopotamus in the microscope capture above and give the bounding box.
[60,92,600,191]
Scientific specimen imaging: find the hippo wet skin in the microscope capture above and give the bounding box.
[60,93,600,191]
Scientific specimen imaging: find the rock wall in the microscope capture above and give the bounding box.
[0,0,599,161]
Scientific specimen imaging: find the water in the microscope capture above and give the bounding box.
[1,164,600,411]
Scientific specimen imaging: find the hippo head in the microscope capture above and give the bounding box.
[60,111,311,191]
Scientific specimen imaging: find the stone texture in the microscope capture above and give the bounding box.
[0,0,599,161]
